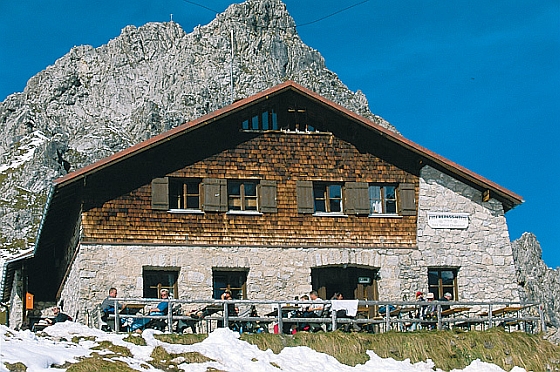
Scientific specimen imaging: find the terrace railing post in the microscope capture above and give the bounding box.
[277,304,283,334]
[96,307,102,330]
[224,302,229,328]
[487,304,493,329]
[113,298,120,333]
[437,304,442,331]
[385,305,390,331]
[331,309,337,331]
[167,299,173,332]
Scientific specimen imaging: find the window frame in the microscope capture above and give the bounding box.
[313,182,344,215]
[227,180,259,213]
[212,269,248,300]
[428,268,458,300]
[168,178,203,212]
[368,184,398,215]
[142,267,179,299]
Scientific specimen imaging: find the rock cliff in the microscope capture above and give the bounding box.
[511,233,560,328]
[0,0,391,264]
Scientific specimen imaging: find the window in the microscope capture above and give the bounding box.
[143,268,179,298]
[228,181,258,211]
[169,178,201,210]
[313,183,343,213]
[297,181,417,216]
[428,268,458,300]
[151,177,277,213]
[369,185,397,214]
[241,109,278,131]
[212,270,247,300]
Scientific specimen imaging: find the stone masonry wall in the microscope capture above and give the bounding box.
[415,166,520,302]
[61,243,419,323]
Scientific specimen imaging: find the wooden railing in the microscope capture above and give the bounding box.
[86,298,545,335]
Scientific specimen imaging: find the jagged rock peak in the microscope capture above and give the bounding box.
[512,232,559,328]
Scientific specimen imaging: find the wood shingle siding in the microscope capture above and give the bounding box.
[81,133,418,248]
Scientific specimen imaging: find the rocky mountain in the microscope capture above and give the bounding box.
[0,0,391,265]
[511,233,560,329]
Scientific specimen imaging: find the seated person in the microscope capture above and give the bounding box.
[305,290,324,317]
[221,290,239,316]
[439,292,452,312]
[130,289,170,332]
[100,287,125,331]
[45,306,71,325]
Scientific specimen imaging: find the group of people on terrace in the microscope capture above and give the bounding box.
[98,285,455,333]
[101,287,170,333]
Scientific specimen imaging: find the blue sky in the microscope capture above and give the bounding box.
[0,1,558,267]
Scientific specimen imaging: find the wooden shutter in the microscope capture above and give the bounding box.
[296,180,314,214]
[151,177,169,210]
[398,183,416,216]
[203,178,227,212]
[259,180,277,213]
[344,182,370,215]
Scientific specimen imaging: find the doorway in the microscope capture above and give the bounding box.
[311,266,379,301]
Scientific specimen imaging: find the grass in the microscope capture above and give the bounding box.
[240,328,560,371]
[66,354,138,372]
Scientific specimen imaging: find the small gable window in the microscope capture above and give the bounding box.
[242,109,278,131]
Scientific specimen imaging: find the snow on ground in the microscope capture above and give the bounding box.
[0,322,527,372]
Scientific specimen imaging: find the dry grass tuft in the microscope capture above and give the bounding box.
[90,341,133,357]
[65,354,137,372]
[154,332,207,345]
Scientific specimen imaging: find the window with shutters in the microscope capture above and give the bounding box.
[228,180,258,211]
[313,183,343,214]
[152,178,277,214]
[297,181,416,217]
[368,184,397,214]
[169,178,201,210]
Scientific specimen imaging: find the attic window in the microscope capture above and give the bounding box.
[241,109,278,131]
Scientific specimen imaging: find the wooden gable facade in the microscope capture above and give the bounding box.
[4,81,523,324]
